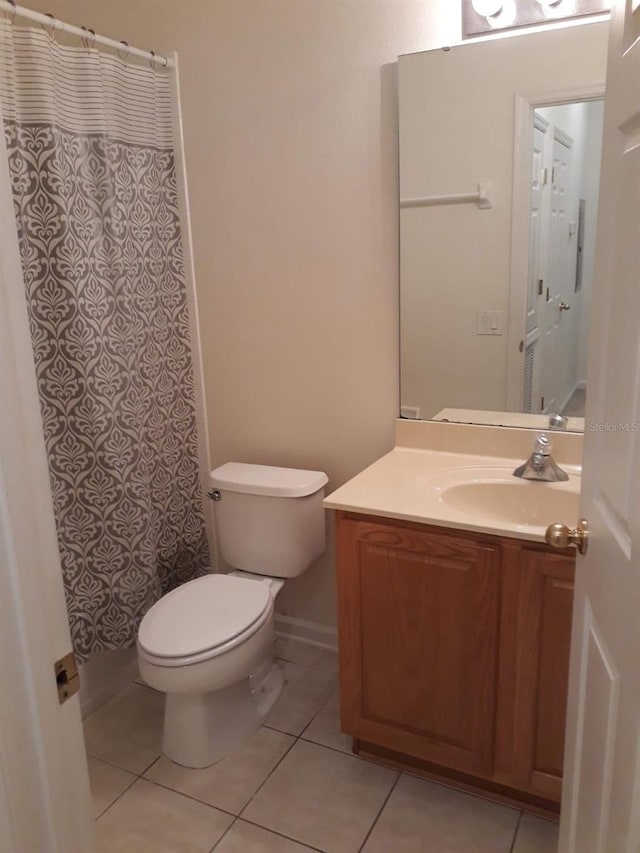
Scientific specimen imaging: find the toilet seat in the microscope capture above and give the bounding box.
[137,574,273,666]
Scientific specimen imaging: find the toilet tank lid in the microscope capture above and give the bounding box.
[210,462,328,498]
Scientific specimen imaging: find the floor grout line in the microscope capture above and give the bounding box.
[209,816,238,852]
[298,686,335,740]
[237,731,300,819]
[139,753,165,777]
[509,810,524,853]
[298,736,360,762]
[356,770,401,852]
[298,733,350,756]
[236,817,328,852]
[137,776,240,819]
[262,684,336,739]
[93,773,139,822]
[85,750,156,778]
[142,755,162,777]
[262,722,300,736]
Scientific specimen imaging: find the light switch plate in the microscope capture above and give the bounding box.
[477,310,503,335]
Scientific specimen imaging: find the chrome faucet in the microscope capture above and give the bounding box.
[548,413,568,431]
[513,433,569,482]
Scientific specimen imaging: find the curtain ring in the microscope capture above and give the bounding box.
[81,26,96,52]
[2,0,16,23]
[117,40,129,63]
[148,51,168,69]
[43,12,57,42]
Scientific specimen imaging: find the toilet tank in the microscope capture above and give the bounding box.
[210,463,328,578]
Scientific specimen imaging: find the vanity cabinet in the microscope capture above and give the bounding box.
[507,547,574,802]
[335,512,575,812]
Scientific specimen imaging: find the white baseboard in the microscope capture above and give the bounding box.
[275,614,338,653]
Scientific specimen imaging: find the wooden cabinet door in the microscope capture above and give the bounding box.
[512,548,575,800]
[336,516,501,777]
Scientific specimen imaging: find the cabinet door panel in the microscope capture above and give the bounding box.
[513,549,574,799]
[336,519,500,776]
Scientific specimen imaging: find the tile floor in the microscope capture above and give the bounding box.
[84,638,559,852]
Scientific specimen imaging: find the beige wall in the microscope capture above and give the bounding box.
[19,0,460,629]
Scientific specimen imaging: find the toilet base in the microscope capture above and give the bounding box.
[162,659,284,768]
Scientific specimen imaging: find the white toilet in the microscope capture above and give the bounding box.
[136,462,328,768]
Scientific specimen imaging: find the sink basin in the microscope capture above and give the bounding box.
[440,481,579,527]
[420,466,580,531]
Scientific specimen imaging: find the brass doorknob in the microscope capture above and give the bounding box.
[545,519,589,555]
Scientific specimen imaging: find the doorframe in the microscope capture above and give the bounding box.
[0,101,94,850]
[505,83,606,412]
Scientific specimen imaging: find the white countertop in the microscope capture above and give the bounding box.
[324,421,582,543]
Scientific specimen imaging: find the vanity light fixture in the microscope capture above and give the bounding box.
[471,0,504,15]
[471,0,520,28]
[538,0,578,18]
[486,0,518,26]
[462,0,610,38]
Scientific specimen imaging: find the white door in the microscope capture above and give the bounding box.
[551,132,576,410]
[523,116,549,413]
[0,103,94,849]
[560,1,640,850]
[540,130,573,414]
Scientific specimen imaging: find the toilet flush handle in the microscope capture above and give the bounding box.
[207,489,222,501]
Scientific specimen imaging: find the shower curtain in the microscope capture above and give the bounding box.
[0,20,210,661]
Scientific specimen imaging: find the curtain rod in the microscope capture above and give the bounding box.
[0,0,174,68]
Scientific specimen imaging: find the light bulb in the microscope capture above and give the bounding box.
[537,0,575,16]
[485,0,516,27]
[471,0,504,17]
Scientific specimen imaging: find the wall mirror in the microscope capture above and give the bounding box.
[398,20,609,432]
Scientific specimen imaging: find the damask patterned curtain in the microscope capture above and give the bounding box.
[0,20,210,661]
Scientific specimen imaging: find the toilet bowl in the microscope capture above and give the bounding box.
[138,573,284,768]
[136,463,327,768]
